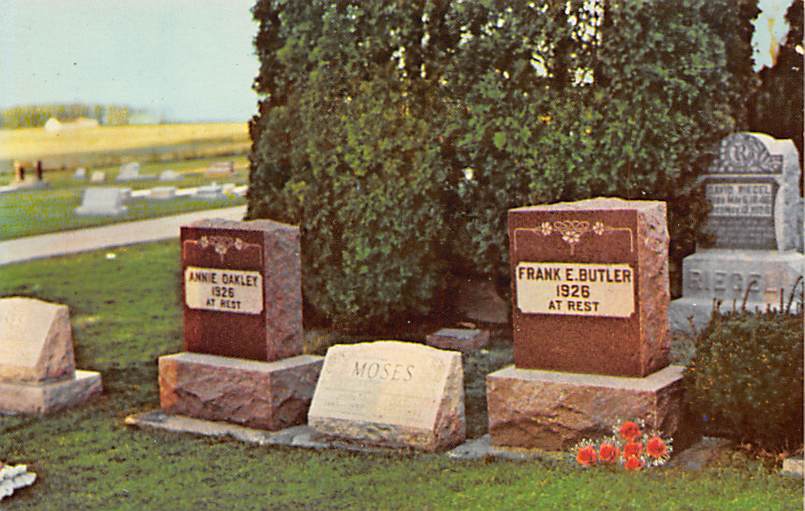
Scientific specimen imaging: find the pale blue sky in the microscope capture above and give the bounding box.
[0,0,794,123]
[0,0,259,122]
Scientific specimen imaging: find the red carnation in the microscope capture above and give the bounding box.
[576,445,597,466]
[624,456,644,471]
[623,441,643,459]
[619,421,641,441]
[598,442,620,464]
[646,436,668,459]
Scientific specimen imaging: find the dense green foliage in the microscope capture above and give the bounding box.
[0,103,137,128]
[685,309,804,451]
[0,244,801,510]
[249,0,751,327]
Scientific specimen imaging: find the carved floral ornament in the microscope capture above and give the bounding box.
[710,133,783,174]
[517,220,634,254]
[184,235,262,263]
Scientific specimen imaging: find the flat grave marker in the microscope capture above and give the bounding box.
[0,297,101,414]
[74,187,127,216]
[308,340,465,452]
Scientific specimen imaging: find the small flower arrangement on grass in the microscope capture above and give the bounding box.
[571,419,672,472]
[0,462,37,500]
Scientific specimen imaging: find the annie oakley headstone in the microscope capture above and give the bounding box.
[669,132,804,331]
[487,198,688,450]
[158,218,322,431]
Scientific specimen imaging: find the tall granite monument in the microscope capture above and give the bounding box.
[486,198,689,450]
[669,132,804,331]
[158,218,322,431]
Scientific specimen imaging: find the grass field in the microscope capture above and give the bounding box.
[0,242,801,510]
[0,123,249,171]
[0,156,248,240]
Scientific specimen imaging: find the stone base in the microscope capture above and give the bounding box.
[487,365,694,451]
[425,328,489,353]
[0,370,102,415]
[670,249,804,333]
[159,352,322,431]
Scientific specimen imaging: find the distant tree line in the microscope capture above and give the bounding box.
[0,103,141,129]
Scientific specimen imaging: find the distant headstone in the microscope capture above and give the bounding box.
[195,183,225,200]
[0,297,101,414]
[89,171,106,183]
[486,198,689,451]
[670,132,804,331]
[72,168,87,180]
[159,170,182,181]
[149,186,176,200]
[308,341,466,452]
[222,183,236,195]
[157,218,321,431]
[74,187,127,216]
[205,161,234,176]
[426,328,489,353]
[116,163,140,182]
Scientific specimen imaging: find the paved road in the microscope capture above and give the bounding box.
[0,205,247,266]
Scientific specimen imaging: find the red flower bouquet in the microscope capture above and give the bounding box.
[570,418,673,471]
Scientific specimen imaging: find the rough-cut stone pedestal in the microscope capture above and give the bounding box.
[487,365,690,450]
[0,370,102,415]
[159,352,322,431]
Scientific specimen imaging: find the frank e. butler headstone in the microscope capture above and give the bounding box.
[669,132,804,331]
[158,218,322,431]
[486,198,689,450]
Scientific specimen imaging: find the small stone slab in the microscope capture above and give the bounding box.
[159,352,322,431]
[195,183,226,200]
[308,340,466,452]
[159,170,182,181]
[487,364,689,450]
[149,186,176,200]
[0,370,102,415]
[205,161,234,176]
[72,168,86,180]
[89,171,106,183]
[426,328,489,353]
[0,297,75,383]
[781,457,804,478]
[75,187,127,216]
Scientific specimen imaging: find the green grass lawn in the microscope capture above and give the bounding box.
[0,156,247,240]
[0,242,801,510]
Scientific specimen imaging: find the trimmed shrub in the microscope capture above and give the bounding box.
[685,309,804,451]
[249,0,753,328]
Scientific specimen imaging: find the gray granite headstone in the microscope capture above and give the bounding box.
[669,132,804,332]
[74,187,127,216]
[701,132,801,251]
